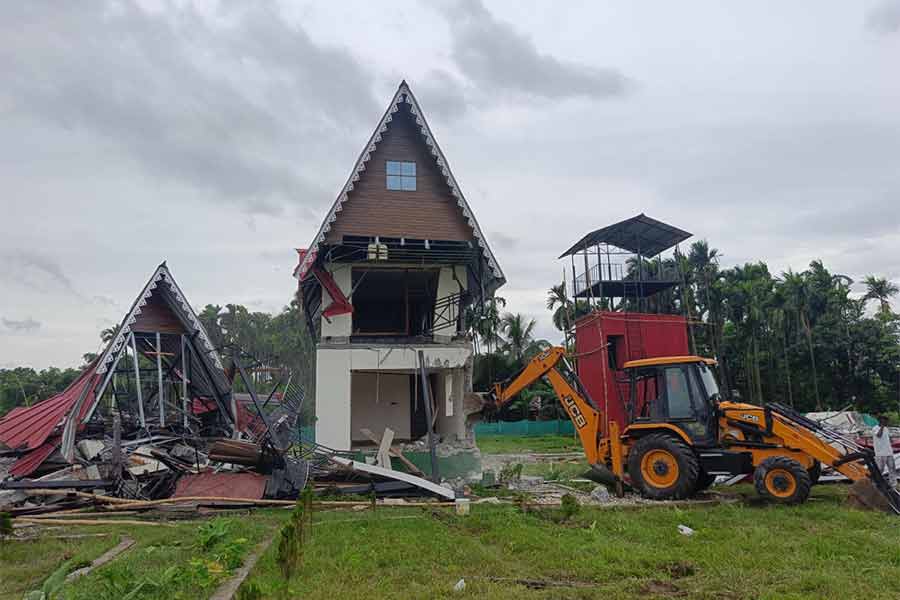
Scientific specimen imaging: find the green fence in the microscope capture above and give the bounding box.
[299,421,574,442]
[474,419,575,436]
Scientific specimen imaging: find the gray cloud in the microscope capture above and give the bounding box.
[1,2,377,216]
[3,317,42,333]
[440,0,631,100]
[488,231,518,250]
[0,251,78,296]
[417,70,469,119]
[866,1,900,33]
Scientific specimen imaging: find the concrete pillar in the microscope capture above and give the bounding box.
[315,348,352,450]
[435,368,467,442]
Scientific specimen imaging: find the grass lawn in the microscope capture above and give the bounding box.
[239,484,900,600]
[476,434,583,454]
[0,510,284,600]
[5,487,900,599]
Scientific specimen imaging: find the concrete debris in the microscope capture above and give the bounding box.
[590,485,612,503]
[76,440,105,461]
[677,525,695,536]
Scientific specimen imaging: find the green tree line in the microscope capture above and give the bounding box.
[0,297,316,418]
[545,240,900,415]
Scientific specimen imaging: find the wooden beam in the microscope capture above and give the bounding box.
[358,427,425,476]
[376,427,394,470]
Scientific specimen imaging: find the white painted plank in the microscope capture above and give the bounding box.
[330,456,455,500]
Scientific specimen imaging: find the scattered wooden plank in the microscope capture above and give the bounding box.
[66,537,135,582]
[208,534,276,600]
[376,427,395,469]
[16,517,174,527]
[330,455,455,500]
[359,427,425,476]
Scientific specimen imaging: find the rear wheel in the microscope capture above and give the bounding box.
[754,456,811,504]
[627,434,699,500]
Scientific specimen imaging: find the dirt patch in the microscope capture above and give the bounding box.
[468,575,600,589]
[663,561,696,578]
[640,580,685,597]
[846,478,894,513]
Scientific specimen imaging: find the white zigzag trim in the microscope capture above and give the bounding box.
[96,266,224,374]
[296,83,504,286]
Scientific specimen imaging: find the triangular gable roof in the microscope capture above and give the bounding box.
[0,263,232,472]
[294,81,505,291]
[97,262,226,380]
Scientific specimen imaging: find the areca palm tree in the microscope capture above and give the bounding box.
[546,283,571,332]
[863,276,899,315]
[500,312,538,364]
[100,325,120,343]
[780,269,822,410]
[467,296,506,354]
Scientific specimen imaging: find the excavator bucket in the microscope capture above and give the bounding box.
[768,403,900,515]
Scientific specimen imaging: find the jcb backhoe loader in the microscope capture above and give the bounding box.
[489,346,900,511]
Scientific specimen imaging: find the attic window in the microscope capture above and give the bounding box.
[386,161,416,191]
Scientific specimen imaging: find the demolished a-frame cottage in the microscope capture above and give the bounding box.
[0,262,234,477]
[295,81,504,455]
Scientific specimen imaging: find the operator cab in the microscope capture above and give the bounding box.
[623,356,721,446]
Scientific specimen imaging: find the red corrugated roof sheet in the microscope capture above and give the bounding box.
[0,362,100,451]
[173,472,267,500]
[9,439,59,477]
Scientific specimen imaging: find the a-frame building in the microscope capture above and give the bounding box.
[0,263,234,476]
[295,81,504,453]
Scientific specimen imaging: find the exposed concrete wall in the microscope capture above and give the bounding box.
[433,265,467,336]
[350,372,411,441]
[314,348,352,450]
[315,343,475,450]
[435,368,468,442]
[320,264,352,339]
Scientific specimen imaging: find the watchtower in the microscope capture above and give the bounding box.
[560,214,693,432]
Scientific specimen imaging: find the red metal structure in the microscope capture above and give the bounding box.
[574,311,689,433]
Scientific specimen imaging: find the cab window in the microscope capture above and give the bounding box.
[663,367,693,419]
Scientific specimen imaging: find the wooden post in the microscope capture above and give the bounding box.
[417,350,439,482]
[156,332,165,427]
[130,333,145,428]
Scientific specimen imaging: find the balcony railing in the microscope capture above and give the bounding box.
[573,262,681,297]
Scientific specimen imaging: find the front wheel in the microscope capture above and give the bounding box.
[754,456,811,504]
[627,434,699,500]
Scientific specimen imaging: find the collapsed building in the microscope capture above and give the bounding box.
[294,81,505,479]
[0,263,313,504]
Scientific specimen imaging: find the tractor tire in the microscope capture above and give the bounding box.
[807,460,822,485]
[695,470,717,492]
[754,456,812,505]
[627,434,700,500]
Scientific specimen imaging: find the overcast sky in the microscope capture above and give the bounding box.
[2,0,899,369]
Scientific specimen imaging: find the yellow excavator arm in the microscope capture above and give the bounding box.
[490,347,614,468]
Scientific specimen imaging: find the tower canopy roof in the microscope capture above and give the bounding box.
[559,213,692,258]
